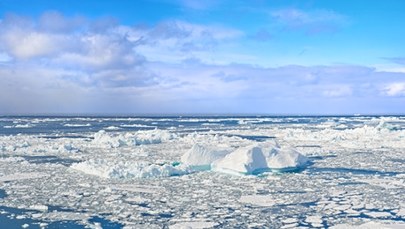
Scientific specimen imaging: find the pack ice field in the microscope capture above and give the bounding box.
[0,116,404,228]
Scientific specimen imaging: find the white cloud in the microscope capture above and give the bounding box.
[383,57,405,66]
[3,31,68,59]
[322,85,353,97]
[0,12,404,114]
[382,83,405,96]
[0,13,243,66]
[134,20,243,63]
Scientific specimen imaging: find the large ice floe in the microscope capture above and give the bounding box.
[71,159,191,179]
[180,144,231,171]
[92,129,177,148]
[0,116,405,228]
[182,141,308,175]
[222,143,307,174]
[72,141,308,178]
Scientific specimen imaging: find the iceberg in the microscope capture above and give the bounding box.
[212,145,268,175]
[180,144,231,171]
[211,142,308,175]
[264,147,309,172]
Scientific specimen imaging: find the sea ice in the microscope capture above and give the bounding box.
[331,222,405,229]
[1,116,404,228]
[63,123,91,127]
[70,159,190,179]
[262,145,308,171]
[211,142,308,175]
[180,144,231,170]
[92,129,176,148]
[169,221,217,229]
[212,145,268,175]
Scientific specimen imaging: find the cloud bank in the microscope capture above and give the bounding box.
[0,12,404,114]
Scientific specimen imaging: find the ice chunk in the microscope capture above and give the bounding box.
[169,221,217,229]
[15,124,34,128]
[265,147,308,171]
[376,120,400,131]
[59,143,80,153]
[305,215,323,227]
[212,142,308,175]
[70,159,191,179]
[181,144,231,170]
[92,129,176,148]
[331,222,405,229]
[29,204,48,212]
[105,126,121,130]
[212,145,268,175]
[93,130,125,148]
[239,195,277,207]
[363,211,393,218]
[63,123,91,127]
[0,172,48,182]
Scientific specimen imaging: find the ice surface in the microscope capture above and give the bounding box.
[239,195,277,207]
[73,140,306,178]
[0,172,48,182]
[212,145,268,174]
[180,144,231,170]
[71,159,191,179]
[265,146,308,171]
[0,116,404,228]
[93,129,176,148]
[212,142,308,174]
[331,222,405,229]
[169,221,217,229]
[63,123,91,127]
[104,126,121,130]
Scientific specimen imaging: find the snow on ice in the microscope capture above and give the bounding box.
[0,116,404,228]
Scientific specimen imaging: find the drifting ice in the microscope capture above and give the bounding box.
[212,145,268,174]
[180,144,231,170]
[71,159,190,179]
[93,130,176,148]
[184,141,308,175]
[71,142,308,179]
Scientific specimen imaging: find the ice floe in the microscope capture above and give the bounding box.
[92,129,177,148]
[0,115,404,228]
[180,144,231,170]
[70,141,308,179]
[63,123,92,127]
[212,142,308,175]
[331,221,405,228]
[169,221,217,229]
[212,145,268,175]
[70,159,191,179]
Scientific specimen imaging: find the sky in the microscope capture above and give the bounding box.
[0,0,404,115]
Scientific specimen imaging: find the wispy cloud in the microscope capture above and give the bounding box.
[382,82,405,96]
[270,8,348,34]
[0,12,404,114]
[176,0,221,10]
[383,57,405,66]
[322,85,353,97]
[0,12,243,89]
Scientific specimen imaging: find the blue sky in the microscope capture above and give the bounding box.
[0,0,404,114]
